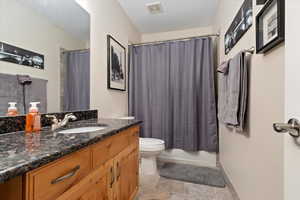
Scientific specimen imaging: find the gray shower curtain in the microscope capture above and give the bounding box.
[129,37,218,152]
[63,50,90,111]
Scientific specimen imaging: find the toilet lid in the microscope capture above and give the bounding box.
[140,138,165,146]
[118,116,135,120]
[140,138,165,152]
[140,138,165,145]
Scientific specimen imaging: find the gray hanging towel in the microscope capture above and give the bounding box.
[236,53,248,131]
[0,73,48,115]
[0,73,23,115]
[225,53,242,125]
[218,52,248,131]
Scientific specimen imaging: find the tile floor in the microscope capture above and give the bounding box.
[136,175,235,200]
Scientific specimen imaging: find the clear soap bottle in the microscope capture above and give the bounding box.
[25,102,41,133]
[6,102,19,116]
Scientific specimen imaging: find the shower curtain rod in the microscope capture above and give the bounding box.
[129,33,220,47]
[62,48,89,53]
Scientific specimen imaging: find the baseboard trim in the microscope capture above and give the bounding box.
[218,161,240,200]
[158,156,216,168]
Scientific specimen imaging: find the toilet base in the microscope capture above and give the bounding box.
[140,155,159,176]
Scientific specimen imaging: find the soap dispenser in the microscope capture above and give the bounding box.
[7,102,19,116]
[25,102,41,133]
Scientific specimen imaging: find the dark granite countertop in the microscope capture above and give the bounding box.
[0,118,142,183]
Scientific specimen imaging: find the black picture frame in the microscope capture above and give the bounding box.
[107,35,126,91]
[256,0,285,54]
[0,42,44,69]
[257,0,268,5]
[225,0,253,55]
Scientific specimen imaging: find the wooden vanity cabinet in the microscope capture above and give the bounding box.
[23,125,140,200]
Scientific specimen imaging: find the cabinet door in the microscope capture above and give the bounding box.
[116,144,139,200]
[128,148,139,198]
[126,147,139,200]
[78,176,108,200]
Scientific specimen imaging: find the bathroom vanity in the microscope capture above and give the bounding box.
[0,118,141,200]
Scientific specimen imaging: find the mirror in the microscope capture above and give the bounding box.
[0,0,90,116]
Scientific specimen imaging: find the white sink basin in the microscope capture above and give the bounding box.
[58,126,107,134]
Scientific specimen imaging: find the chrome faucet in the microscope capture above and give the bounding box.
[46,113,77,131]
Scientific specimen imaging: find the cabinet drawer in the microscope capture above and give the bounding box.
[128,126,139,145]
[92,133,127,169]
[26,148,91,200]
[92,137,113,169]
[92,126,140,169]
[110,131,130,157]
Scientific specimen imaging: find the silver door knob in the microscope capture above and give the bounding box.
[273,118,300,138]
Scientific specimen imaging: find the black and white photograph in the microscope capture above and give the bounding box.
[266,10,278,44]
[225,0,253,55]
[256,0,285,54]
[0,42,44,69]
[107,35,126,91]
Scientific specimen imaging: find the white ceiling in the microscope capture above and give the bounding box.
[117,0,219,33]
[17,0,90,41]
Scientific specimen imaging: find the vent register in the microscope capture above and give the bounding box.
[146,2,163,14]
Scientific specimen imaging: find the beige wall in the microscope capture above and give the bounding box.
[213,1,284,200]
[142,26,213,43]
[83,0,141,118]
[141,27,217,167]
[0,0,86,113]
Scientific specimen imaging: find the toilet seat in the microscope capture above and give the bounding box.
[140,138,165,152]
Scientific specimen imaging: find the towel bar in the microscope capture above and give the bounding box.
[244,47,255,54]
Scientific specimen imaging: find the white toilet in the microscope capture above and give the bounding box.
[139,138,165,175]
[118,116,165,175]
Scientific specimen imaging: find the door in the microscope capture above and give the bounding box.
[281,1,300,200]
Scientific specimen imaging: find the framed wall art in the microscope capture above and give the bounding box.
[0,42,44,69]
[225,0,253,55]
[107,35,126,91]
[256,0,285,54]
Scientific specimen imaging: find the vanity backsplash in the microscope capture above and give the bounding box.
[0,110,98,134]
